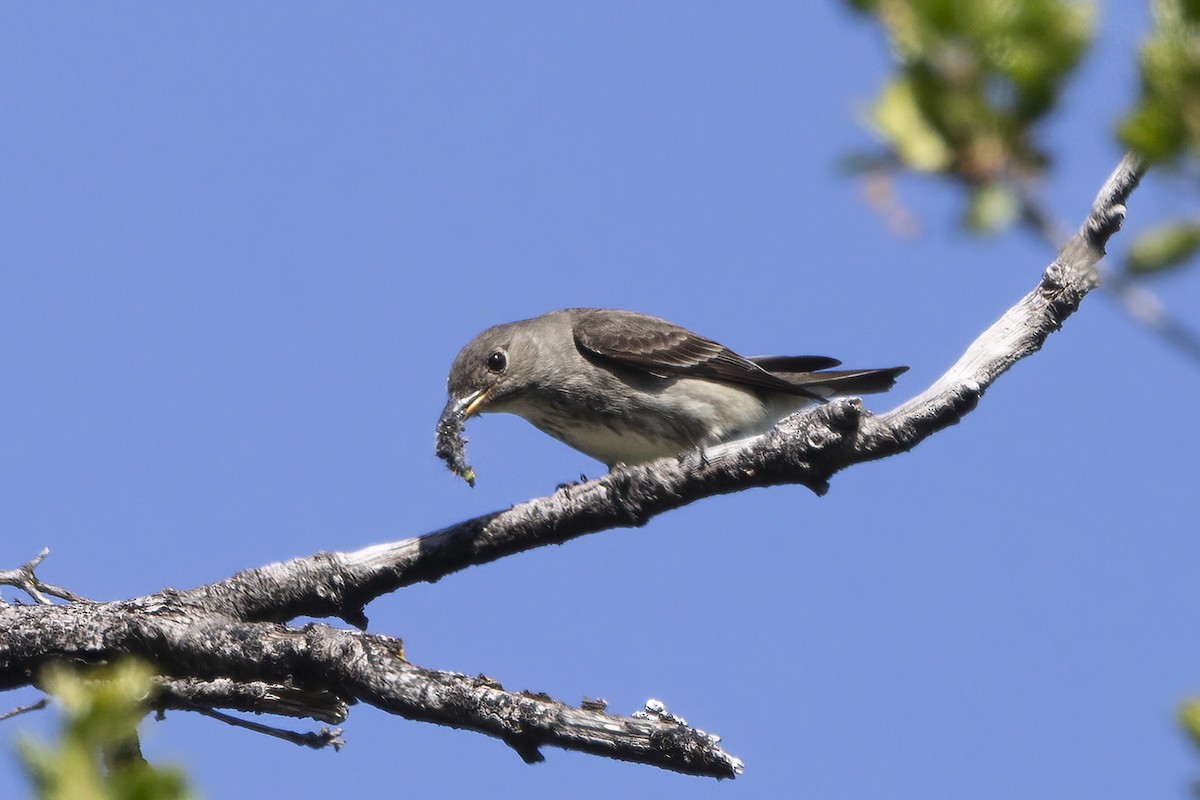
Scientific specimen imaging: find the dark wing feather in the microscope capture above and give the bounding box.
[571,309,826,401]
[749,355,842,372]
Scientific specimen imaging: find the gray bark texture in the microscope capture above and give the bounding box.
[0,155,1144,779]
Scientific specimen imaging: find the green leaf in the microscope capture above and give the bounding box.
[18,661,191,800]
[1118,0,1200,163]
[849,0,1093,230]
[1180,699,1200,749]
[1126,221,1200,275]
[869,79,954,172]
[842,0,879,12]
[964,182,1018,232]
[1118,99,1187,162]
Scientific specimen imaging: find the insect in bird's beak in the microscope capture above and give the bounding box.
[436,389,493,487]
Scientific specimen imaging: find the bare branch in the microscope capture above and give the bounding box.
[1014,160,1200,367]
[0,549,88,605]
[869,153,1142,446]
[0,697,48,722]
[0,603,742,778]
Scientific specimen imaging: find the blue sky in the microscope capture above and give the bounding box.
[3,3,1199,798]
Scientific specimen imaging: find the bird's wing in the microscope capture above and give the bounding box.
[571,309,826,400]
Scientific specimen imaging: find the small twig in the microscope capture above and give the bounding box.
[1105,272,1200,362]
[0,549,88,605]
[176,702,344,751]
[859,160,921,237]
[0,697,48,722]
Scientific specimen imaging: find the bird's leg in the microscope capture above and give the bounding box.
[679,446,708,470]
[554,473,592,492]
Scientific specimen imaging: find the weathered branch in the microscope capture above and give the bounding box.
[0,154,1143,779]
[1015,162,1200,367]
[0,602,742,777]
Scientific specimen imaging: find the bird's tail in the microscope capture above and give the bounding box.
[774,366,909,397]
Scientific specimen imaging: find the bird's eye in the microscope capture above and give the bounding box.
[486,351,507,373]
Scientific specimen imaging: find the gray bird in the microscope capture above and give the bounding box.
[436,308,906,484]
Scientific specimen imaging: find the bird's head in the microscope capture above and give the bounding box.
[432,318,539,486]
[441,320,541,422]
[436,319,551,486]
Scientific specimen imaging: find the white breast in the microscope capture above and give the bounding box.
[506,377,815,466]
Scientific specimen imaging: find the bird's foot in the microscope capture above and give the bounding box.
[555,473,591,491]
[678,447,709,469]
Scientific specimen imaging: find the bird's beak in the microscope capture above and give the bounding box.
[460,387,493,419]
[437,388,491,431]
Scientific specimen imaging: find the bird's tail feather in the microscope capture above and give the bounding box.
[774,366,908,396]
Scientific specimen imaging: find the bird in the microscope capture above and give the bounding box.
[436,308,906,484]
